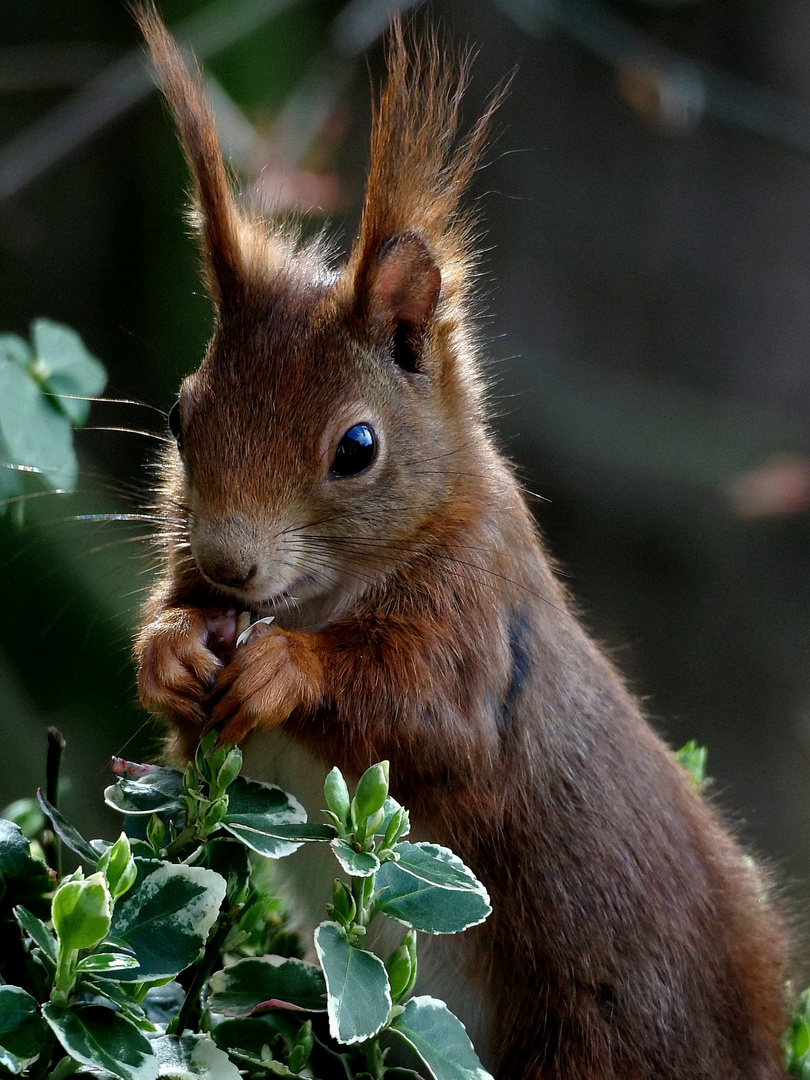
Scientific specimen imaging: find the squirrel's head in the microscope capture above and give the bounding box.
[136,3,503,627]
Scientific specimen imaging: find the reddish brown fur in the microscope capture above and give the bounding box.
[133,5,789,1077]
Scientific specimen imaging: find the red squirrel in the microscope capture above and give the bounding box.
[133,5,789,1077]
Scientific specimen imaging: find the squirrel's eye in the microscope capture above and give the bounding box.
[168,401,183,450]
[332,424,376,477]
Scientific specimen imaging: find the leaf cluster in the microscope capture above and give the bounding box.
[0,320,106,512]
[0,736,493,1080]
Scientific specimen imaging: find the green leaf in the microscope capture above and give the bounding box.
[222,821,337,857]
[104,761,185,817]
[0,820,52,920]
[388,997,492,1080]
[109,858,227,982]
[81,977,152,1029]
[2,797,46,839]
[0,358,77,489]
[208,956,327,1016]
[14,904,58,962]
[0,340,29,507]
[675,741,710,790]
[211,1013,288,1063]
[330,838,380,878]
[0,335,31,368]
[42,1003,157,1080]
[151,1033,241,1080]
[375,865,491,935]
[221,777,333,857]
[31,319,106,426]
[0,818,35,877]
[212,1014,309,1076]
[313,921,391,1045]
[98,833,138,901]
[792,1017,810,1061]
[0,985,47,1074]
[75,951,140,974]
[37,791,98,864]
[202,838,251,906]
[0,448,23,503]
[389,844,485,892]
[52,872,111,952]
[381,804,410,849]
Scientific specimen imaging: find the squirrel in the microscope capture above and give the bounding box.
[132,4,789,1077]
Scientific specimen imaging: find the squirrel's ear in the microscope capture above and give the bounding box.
[134,2,246,305]
[359,232,441,373]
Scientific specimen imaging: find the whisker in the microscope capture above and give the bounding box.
[299,535,565,615]
[109,718,161,771]
[398,438,479,468]
[71,513,184,525]
[41,393,167,416]
[0,488,72,508]
[1,462,154,502]
[82,426,171,443]
[87,534,159,555]
[285,503,431,535]
[2,462,56,475]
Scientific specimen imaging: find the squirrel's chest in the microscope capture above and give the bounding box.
[242,729,494,1068]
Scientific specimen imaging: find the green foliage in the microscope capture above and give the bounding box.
[785,988,810,1075]
[675,739,710,790]
[0,319,106,510]
[0,742,494,1080]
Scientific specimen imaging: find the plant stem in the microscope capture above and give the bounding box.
[162,824,199,861]
[174,917,231,1034]
[45,727,66,875]
[361,1037,386,1079]
[52,947,76,1002]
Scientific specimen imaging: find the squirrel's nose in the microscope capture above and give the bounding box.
[198,555,258,591]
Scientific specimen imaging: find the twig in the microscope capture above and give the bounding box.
[44,727,66,876]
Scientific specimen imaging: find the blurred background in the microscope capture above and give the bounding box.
[2,0,810,940]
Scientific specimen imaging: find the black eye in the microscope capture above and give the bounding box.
[168,401,183,450]
[332,424,376,477]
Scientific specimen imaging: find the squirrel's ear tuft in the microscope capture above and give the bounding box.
[133,1,246,305]
[346,19,506,330]
[358,233,441,374]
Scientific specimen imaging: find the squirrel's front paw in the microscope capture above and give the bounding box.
[208,626,322,745]
[136,606,236,726]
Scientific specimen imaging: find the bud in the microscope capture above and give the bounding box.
[52,872,111,953]
[196,730,219,762]
[382,806,409,851]
[386,929,418,1004]
[351,761,389,830]
[329,879,356,926]
[146,814,164,852]
[215,747,242,795]
[97,833,137,900]
[324,767,351,829]
[183,762,200,797]
[202,797,229,833]
[288,1020,313,1073]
